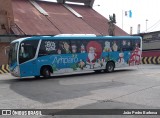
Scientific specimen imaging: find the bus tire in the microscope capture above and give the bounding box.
[41,67,51,78]
[105,61,115,73]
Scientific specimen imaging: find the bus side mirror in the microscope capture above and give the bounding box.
[20,43,24,54]
[21,46,24,54]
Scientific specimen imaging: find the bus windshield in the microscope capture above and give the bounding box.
[8,42,19,66]
[19,40,39,64]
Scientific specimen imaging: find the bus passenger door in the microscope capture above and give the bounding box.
[19,40,39,77]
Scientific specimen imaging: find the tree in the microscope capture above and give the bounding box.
[108,13,116,36]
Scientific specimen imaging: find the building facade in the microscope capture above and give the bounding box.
[0,0,128,66]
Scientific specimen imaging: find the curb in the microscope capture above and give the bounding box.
[142,56,160,64]
[0,64,10,74]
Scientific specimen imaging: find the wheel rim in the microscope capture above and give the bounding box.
[108,65,113,72]
[43,68,50,77]
[106,62,114,72]
[45,70,50,76]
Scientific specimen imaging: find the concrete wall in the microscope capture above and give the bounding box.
[0,42,10,65]
[142,50,160,64]
[0,0,14,34]
[0,36,20,65]
[143,41,160,50]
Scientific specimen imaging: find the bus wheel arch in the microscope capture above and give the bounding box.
[105,61,115,73]
[40,65,53,77]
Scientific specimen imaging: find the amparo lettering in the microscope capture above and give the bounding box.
[53,56,79,64]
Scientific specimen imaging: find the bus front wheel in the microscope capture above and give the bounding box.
[41,67,51,78]
[105,62,115,73]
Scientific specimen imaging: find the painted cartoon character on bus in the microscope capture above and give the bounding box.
[127,41,131,47]
[72,44,77,53]
[81,44,86,53]
[118,52,125,64]
[103,41,112,52]
[112,41,118,51]
[97,59,103,67]
[57,49,61,54]
[63,42,71,53]
[78,59,85,69]
[87,47,97,68]
[115,52,126,67]
[129,43,141,66]
[86,41,102,69]
[122,40,127,46]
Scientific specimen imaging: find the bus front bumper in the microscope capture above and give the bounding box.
[11,66,20,77]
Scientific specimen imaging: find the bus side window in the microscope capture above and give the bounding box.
[111,40,120,52]
[121,40,127,51]
[58,40,71,54]
[102,40,113,52]
[135,39,140,48]
[132,39,140,50]
[121,39,132,51]
[128,40,133,51]
[98,40,104,51]
[71,40,78,54]
[39,40,58,56]
[125,40,132,51]
[78,40,87,53]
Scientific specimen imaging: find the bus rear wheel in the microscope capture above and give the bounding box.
[41,67,51,78]
[105,62,115,73]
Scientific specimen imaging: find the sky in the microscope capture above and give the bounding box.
[93,0,160,34]
[42,0,160,34]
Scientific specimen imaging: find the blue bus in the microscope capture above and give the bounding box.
[8,34,142,78]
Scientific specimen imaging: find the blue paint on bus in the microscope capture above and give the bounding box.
[8,35,142,78]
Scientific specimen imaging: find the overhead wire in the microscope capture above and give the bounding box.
[148,21,160,32]
[143,19,160,32]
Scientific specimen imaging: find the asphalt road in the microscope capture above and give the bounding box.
[0,64,160,118]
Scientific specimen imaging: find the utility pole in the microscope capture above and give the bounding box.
[122,10,123,30]
[146,19,148,32]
